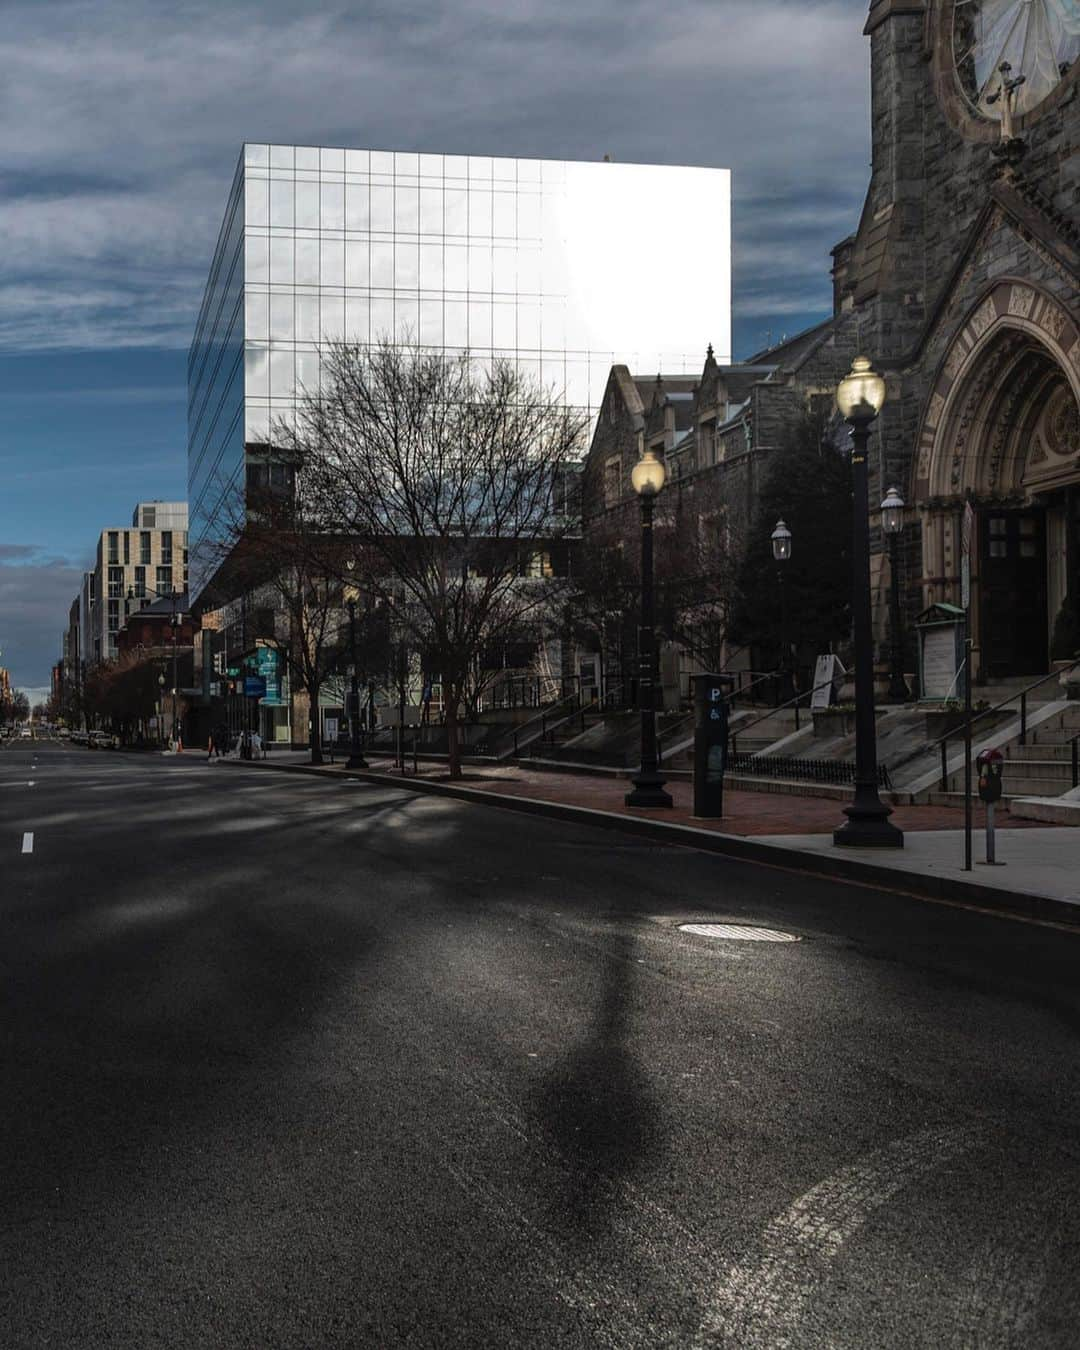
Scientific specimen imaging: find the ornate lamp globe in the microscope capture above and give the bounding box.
[771,519,793,562]
[631,447,666,497]
[881,486,905,536]
[837,356,887,422]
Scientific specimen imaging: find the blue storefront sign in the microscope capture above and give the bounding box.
[256,647,285,705]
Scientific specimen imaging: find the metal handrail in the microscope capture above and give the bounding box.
[657,709,695,763]
[728,677,841,756]
[934,664,1072,790]
[503,690,583,758]
[728,668,785,705]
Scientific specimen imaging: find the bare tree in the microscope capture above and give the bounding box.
[655,475,736,675]
[565,516,637,698]
[218,479,352,765]
[282,341,585,779]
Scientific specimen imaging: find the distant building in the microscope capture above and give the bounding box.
[83,502,189,666]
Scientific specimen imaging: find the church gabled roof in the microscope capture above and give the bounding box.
[896,175,1080,369]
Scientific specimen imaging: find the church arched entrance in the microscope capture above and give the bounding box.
[913,280,1080,681]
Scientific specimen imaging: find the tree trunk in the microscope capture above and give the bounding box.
[445,687,461,780]
[309,684,323,765]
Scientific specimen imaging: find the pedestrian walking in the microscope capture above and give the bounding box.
[206,732,214,762]
[251,730,262,760]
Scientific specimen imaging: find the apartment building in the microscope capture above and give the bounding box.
[84,502,189,665]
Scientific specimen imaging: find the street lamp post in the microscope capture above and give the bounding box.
[625,446,673,809]
[170,603,180,749]
[129,583,183,749]
[881,486,910,702]
[771,519,793,698]
[157,673,165,749]
[344,561,367,770]
[833,356,904,849]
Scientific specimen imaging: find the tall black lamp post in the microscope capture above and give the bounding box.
[625,446,673,809]
[881,486,911,702]
[129,583,183,748]
[344,560,367,770]
[771,519,793,697]
[833,356,904,849]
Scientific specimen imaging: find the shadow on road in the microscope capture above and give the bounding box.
[530,923,664,1237]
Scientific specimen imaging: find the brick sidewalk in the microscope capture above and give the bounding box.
[308,755,1051,837]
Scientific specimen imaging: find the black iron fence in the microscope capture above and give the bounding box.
[728,752,892,789]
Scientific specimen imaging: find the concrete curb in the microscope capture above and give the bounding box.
[219,758,1080,931]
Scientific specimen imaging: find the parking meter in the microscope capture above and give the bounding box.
[976,748,1005,865]
[693,675,734,818]
[976,748,1003,803]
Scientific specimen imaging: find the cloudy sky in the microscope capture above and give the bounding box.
[0,0,871,689]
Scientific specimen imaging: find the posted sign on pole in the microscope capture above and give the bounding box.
[693,675,734,818]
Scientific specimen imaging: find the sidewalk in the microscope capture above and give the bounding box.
[220,749,1080,924]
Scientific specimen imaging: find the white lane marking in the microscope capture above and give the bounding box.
[21,832,33,854]
[693,1124,982,1349]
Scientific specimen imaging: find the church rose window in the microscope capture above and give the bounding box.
[953,0,1080,119]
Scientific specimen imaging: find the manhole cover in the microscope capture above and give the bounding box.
[679,923,801,943]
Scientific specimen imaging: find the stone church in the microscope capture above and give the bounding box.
[583,0,1079,688]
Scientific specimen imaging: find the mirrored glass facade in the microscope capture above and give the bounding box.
[189,144,731,600]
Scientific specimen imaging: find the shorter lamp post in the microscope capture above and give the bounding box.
[771,519,793,697]
[625,446,673,809]
[881,486,910,702]
[833,356,904,849]
[344,561,367,769]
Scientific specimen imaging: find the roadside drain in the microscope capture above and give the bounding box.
[679,923,801,943]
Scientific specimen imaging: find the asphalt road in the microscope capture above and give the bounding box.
[2,739,1080,1349]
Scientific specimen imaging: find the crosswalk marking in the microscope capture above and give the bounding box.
[21,832,33,854]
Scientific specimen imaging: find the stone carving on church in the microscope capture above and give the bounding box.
[971,295,999,338]
[1007,284,1036,318]
[916,282,1080,498]
[1043,383,1080,458]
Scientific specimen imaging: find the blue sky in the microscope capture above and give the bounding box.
[0,0,871,691]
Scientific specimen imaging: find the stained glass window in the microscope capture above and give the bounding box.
[954,0,1080,119]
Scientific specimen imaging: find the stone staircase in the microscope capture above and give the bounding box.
[912,696,1080,806]
[998,703,1080,798]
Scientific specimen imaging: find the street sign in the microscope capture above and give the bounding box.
[811,654,845,710]
[243,676,266,698]
[226,667,240,678]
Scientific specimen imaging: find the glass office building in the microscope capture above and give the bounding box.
[188,143,731,601]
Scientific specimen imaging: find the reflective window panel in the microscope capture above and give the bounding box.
[188,144,731,602]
